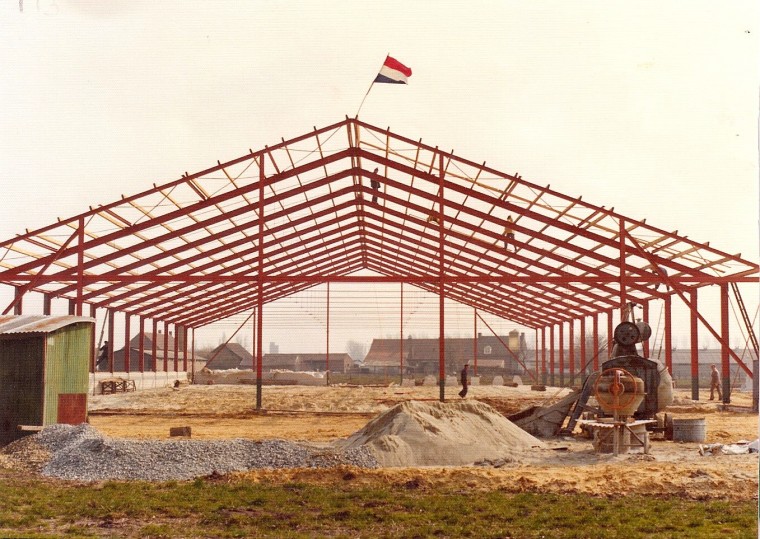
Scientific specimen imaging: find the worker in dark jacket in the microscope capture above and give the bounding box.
[458,362,469,398]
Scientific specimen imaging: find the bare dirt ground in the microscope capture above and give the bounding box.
[84,383,759,501]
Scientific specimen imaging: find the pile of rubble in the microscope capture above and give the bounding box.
[1,424,377,482]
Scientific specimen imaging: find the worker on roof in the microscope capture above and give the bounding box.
[426,213,439,225]
[370,168,381,203]
[503,215,515,251]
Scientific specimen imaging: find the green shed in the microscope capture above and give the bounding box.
[0,315,95,446]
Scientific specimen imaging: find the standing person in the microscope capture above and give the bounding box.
[370,168,381,203]
[96,340,109,371]
[458,362,469,398]
[709,365,722,401]
[503,215,515,251]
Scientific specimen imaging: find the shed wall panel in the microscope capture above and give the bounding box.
[0,336,44,445]
[43,323,91,425]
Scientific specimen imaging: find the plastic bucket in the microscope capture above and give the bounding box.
[672,418,706,442]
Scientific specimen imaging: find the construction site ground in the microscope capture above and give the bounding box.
[80,383,759,502]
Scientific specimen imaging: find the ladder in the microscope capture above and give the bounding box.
[730,282,759,360]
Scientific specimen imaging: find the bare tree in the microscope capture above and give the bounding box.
[346,340,367,363]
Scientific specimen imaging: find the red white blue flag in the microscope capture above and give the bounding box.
[374,56,412,84]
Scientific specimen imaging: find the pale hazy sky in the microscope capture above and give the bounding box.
[1,1,758,353]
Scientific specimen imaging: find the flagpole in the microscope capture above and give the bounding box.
[355,54,389,118]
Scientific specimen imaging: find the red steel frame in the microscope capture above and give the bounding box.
[0,118,757,405]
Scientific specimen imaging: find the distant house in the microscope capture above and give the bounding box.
[363,331,528,375]
[205,343,254,370]
[109,331,207,371]
[263,353,353,373]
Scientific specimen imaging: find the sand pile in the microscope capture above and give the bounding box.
[339,400,546,467]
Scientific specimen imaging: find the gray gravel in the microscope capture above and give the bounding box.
[36,424,377,482]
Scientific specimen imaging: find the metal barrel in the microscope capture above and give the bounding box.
[671,418,707,442]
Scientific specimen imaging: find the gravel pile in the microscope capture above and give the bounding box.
[32,424,377,482]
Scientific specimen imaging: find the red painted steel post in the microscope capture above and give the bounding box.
[619,218,627,321]
[690,289,699,400]
[173,325,179,372]
[549,324,555,386]
[642,300,650,358]
[76,216,84,316]
[14,287,22,315]
[256,154,265,410]
[182,325,188,372]
[473,308,477,376]
[400,282,404,384]
[607,309,613,359]
[720,283,730,403]
[89,306,97,373]
[107,309,115,373]
[191,328,196,381]
[326,281,330,385]
[592,313,599,371]
[438,151,445,402]
[559,322,565,387]
[664,295,673,375]
[534,329,539,381]
[568,319,575,386]
[541,327,547,385]
[252,307,257,371]
[138,316,145,373]
[163,322,169,372]
[43,293,52,315]
[124,313,130,373]
[152,318,158,373]
[580,317,587,375]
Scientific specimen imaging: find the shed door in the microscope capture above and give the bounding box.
[57,394,87,424]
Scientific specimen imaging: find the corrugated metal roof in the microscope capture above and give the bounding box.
[0,315,95,335]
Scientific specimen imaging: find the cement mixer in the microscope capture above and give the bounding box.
[563,315,673,434]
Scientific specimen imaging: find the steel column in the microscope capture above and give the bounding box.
[549,324,555,386]
[580,317,587,375]
[138,316,145,373]
[107,309,114,372]
[400,282,404,383]
[592,314,599,371]
[124,314,130,373]
[151,318,158,373]
[182,325,188,372]
[326,282,330,384]
[256,154,265,410]
[76,216,84,316]
[173,324,179,372]
[163,322,169,372]
[664,294,673,375]
[43,293,52,315]
[619,218,627,319]
[438,151,445,402]
[14,287,22,315]
[720,283,730,403]
[541,327,547,385]
[690,289,699,400]
[569,319,575,386]
[642,300,650,358]
[559,322,565,387]
[607,309,613,359]
[473,308,477,376]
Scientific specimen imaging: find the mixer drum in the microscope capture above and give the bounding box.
[595,370,646,417]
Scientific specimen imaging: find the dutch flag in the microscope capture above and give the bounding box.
[374,56,412,84]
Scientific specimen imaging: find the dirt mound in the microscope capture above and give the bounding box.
[338,400,546,467]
